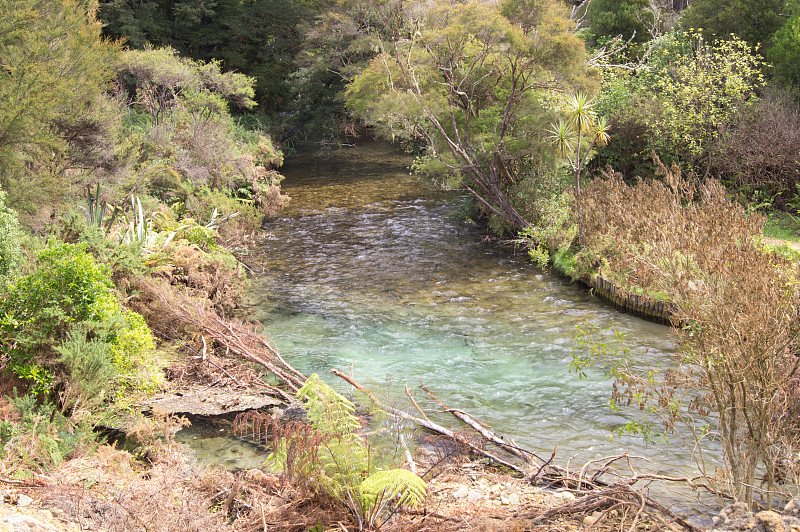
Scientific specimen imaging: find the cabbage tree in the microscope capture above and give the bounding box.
[547,92,610,243]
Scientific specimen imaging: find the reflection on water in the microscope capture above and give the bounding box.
[247,141,716,515]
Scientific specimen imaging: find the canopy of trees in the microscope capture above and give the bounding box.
[346,0,597,230]
[0,0,121,213]
[99,0,324,114]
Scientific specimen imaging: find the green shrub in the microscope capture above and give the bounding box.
[0,242,159,399]
[0,190,22,286]
[56,325,116,407]
[520,191,577,269]
[1,242,116,352]
[1,393,99,473]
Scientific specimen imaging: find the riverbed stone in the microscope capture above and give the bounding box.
[1,513,59,532]
[707,503,800,532]
[756,511,787,532]
[467,490,482,503]
[14,496,32,508]
[583,511,603,526]
[553,490,576,502]
[452,486,469,499]
[787,497,800,516]
[507,492,520,505]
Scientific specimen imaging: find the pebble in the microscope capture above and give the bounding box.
[15,496,32,508]
[583,511,603,526]
[453,487,469,500]
[554,491,576,501]
[467,490,482,503]
[507,493,520,505]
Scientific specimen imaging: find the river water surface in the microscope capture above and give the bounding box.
[202,141,717,516]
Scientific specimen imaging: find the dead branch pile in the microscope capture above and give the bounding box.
[332,369,706,532]
[132,278,306,400]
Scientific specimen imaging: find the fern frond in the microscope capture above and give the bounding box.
[256,374,428,529]
[298,373,362,436]
[360,468,427,510]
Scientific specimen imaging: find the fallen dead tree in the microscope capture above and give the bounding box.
[331,368,708,532]
[134,278,306,401]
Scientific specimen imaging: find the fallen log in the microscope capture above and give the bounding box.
[419,381,547,467]
[330,369,529,475]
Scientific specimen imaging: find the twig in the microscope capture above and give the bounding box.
[398,430,417,475]
[396,508,460,522]
[405,383,432,424]
[260,501,267,532]
[532,447,557,482]
[419,381,545,467]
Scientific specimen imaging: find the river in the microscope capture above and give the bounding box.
[186,141,719,517]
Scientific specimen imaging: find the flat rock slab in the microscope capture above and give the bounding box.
[142,387,282,416]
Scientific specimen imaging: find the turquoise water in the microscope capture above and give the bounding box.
[250,144,689,453]
[239,141,718,516]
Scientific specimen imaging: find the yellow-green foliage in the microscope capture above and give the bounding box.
[270,374,426,530]
[0,242,160,400]
[109,311,161,394]
[520,191,577,269]
[0,0,122,212]
[345,0,595,231]
[0,190,22,285]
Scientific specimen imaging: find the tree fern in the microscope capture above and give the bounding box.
[265,373,426,530]
[360,469,427,525]
[297,373,362,435]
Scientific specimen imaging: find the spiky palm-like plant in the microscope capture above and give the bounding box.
[548,92,610,244]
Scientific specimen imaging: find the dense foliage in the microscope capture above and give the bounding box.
[575,161,800,507]
[0,0,284,473]
[2,0,800,516]
[99,0,324,114]
[346,0,596,231]
[0,0,121,216]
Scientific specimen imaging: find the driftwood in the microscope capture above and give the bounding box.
[331,369,706,532]
[331,369,529,474]
[420,382,547,469]
[525,482,702,532]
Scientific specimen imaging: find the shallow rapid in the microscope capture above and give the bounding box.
[248,142,704,473]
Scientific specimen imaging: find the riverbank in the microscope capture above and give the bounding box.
[0,442,633,532]
[2,141,798,530]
